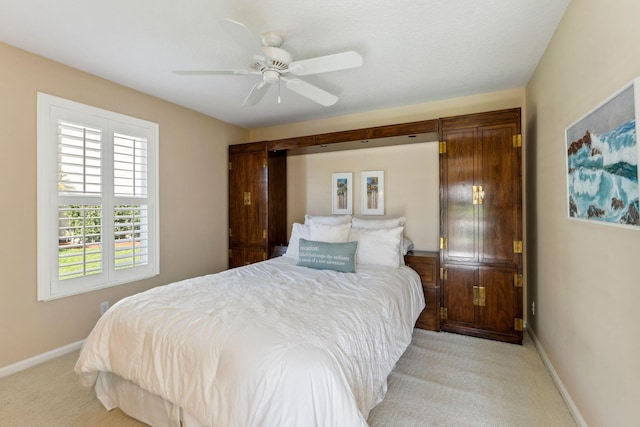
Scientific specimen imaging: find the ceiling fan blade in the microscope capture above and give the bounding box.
[173,69,255,76]
[242,81,271,107]
[282,77,338,106]
[220,19,263,57]
[288,51,362,76]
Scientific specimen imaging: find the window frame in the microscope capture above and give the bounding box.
[37,93,159,301]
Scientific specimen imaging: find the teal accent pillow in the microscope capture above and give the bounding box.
[297,238,358,273]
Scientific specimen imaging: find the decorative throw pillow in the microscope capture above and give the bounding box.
[297,239,358,273]
[304,214,353,225]
[284,222,310,258]
[309,222,351,242]
[347,226,404,267]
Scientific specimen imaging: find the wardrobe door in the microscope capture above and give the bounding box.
[440,128,478,265]
[479,267,521,338]
[478,124,521,267]
[441,265,477,326]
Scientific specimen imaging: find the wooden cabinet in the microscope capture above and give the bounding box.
[228,142,287,268]
[439,108,523,344]
[404,251,440,332]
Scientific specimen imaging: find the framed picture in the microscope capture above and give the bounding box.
[331,172,352,214]
[361,170,384,215]
[565,76,640,229]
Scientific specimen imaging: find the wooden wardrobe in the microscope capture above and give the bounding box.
[439,108,523,344]
[228,141,287,268]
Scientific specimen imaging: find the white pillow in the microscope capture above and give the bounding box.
[403,236,414,255]
[304,214,353,225]
[348,227,404,267]
[310,222,351,243]
[352,216,406,229]
[284,222,310,258]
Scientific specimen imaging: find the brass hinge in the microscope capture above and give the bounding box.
[513,240,523,254]
[263,229,268,239]
[440,307,448,320]
[440,237,447,249]
[514,274,523,288]
[228,228,232,237]
[513,134,522,148]
[472,185,485,205]
[440,267,447,280]
[262,158,268,168]
[263,251,267,260]
[228,162,232,170]
[439,141,446,154]
[228,249,232,258]
[514,318,523,331]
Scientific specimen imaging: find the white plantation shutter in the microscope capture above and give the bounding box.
[37,93,159,301]
[57,121,104,282]
[113,133,149,271]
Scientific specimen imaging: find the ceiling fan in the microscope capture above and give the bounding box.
[173,19,363,107]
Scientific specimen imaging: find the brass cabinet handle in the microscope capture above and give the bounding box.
[473,286,486,306]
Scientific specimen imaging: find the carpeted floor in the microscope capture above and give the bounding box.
[0,329,576,427]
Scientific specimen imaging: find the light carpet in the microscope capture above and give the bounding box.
[0,329,575,426]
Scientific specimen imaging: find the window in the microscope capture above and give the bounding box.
[37,93,159,301]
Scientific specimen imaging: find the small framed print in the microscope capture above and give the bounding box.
[361,170,384,215]
[331,172,352,214]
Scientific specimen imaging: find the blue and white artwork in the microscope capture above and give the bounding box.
[566,79,640,228]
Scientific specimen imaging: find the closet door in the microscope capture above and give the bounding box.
[478,267,521,335]
[477,124,521,267]
[440,128,478,264]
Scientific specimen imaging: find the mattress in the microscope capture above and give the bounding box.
[75,256,424,426]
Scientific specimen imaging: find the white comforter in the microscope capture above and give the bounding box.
[75,256,424,427]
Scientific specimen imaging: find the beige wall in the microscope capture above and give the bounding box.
[0,42,248,369]
[287,143,440,251]
[251,88,525,252]
[525,0,640,425]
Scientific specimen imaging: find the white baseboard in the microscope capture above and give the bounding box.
[0,340,84,379]
[527,327,587,427]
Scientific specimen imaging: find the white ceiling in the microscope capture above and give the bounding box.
[0,0,570,129]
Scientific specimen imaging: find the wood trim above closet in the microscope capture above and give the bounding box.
[265,119,439,154]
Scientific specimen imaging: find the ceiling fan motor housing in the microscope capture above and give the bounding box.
[261,46,292,66]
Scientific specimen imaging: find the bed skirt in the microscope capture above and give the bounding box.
[96,371,206,427]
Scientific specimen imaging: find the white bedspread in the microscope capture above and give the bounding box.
[75,256,424,427]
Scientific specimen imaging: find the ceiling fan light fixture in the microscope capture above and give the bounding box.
[263,69,280,84]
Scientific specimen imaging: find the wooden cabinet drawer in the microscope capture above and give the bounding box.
[404,251,440,332]
[405,251,438,287]
[415,286,440,331]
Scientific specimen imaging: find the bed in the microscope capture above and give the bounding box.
[75,218,424,427]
